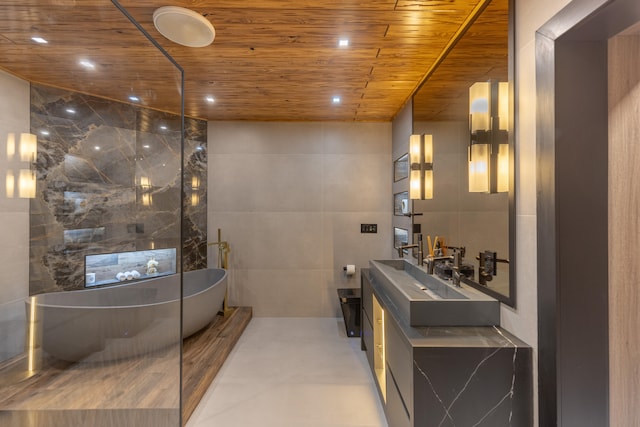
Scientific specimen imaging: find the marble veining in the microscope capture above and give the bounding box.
[413,341,526,427]
[29,84,207,294]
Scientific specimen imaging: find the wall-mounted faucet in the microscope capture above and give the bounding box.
[476,250,509,286]
[397,234,424,266]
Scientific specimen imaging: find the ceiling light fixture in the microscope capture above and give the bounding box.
[332,96,341,104]
[338,39,349,47]
[129,95,140,102]
[153,6,215,48]
[79,60,95,69]
[205,96,215,103]
[31,36,48,44]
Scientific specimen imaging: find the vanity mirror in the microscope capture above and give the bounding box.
[410,0,515,305]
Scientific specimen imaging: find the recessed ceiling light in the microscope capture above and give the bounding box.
[338,39,349,47]
[40,130,49,136]
[79,60,95,69]
[129,95,140,102]
[31,36,48,44]
[143,144,151,149]
[153,6,215,48]
[205,96,215,103]
[65,108,76,114]
[159,125,168,130]
[332,96,341,104]
[94,146,101,151]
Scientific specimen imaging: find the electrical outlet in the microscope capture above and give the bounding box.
[360,224,377,233]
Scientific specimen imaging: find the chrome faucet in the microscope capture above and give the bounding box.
[451,250,462,287]
[425,255,453,274]
[425,246,466,287]
[396,234,425,266]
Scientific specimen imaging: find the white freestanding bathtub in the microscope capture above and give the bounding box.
[27,268,227,362]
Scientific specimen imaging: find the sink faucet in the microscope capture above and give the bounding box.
[451,250,462,287]
[425,255,453,274]
[425,246,466,287]
[397,235,425,266]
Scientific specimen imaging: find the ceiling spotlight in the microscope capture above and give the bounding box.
[338,39,349,47]
[65,108,76,114]
[79,60,95,69]
[332,96,341,104]
[129,95,140,102]
[205,96,215,103]
[31,36,48,44]
[153,6,215,48]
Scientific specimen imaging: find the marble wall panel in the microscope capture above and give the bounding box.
[29,84,207,294]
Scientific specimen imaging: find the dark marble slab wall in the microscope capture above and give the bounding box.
[29,84,207,295]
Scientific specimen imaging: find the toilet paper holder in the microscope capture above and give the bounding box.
[343,264,356,276]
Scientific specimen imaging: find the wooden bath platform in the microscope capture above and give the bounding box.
[0,306,252,426]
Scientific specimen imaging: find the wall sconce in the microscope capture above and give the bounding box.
[409,134,433,200]
[190,174,201,206]
[468,81,509,193]
[5,133,37,198]
[139,176,153,206]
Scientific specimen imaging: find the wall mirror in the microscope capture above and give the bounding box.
[410,0,515,305]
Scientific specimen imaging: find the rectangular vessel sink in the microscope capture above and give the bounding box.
[369,259,500,327]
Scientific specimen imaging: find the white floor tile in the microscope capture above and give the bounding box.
[186,318,387,427]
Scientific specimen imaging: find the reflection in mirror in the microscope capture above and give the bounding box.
[394,153,409,182]
[394,191,409,216]
[394,227,409,256]
[411,0,514,305]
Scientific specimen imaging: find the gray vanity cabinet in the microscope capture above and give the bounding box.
[384,316,412,427]
[361,268,532,427]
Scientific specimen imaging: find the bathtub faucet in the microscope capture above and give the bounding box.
[208,228,230,269]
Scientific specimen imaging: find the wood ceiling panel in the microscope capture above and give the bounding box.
[413,0,509,122]
[0,0,506,121]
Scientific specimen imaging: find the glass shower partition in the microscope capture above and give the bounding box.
[0,2,185,426]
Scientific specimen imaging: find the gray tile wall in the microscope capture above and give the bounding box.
[208,121,393,317]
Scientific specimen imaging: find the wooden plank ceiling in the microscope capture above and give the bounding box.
[0,0,507,122]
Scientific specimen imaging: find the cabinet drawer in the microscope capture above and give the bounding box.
[362,315,374,372]
[361,269,373,323]
[385,366,411,427]
[385,315,413,413]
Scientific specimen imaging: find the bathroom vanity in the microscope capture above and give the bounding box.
[362,261,532,427]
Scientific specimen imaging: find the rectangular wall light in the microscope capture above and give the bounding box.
[409,134,433,200]
[468,81,509,193]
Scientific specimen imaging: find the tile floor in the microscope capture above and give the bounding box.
[186,317,388,427]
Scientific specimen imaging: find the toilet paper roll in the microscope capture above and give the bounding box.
[344,264,356,276]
